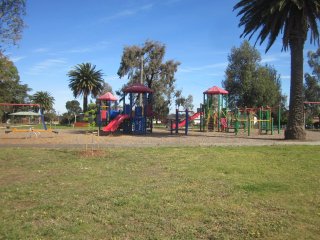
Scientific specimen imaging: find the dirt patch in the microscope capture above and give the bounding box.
[0,128,319,148]
[78,149,107,158]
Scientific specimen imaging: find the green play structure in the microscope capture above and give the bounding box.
[201,86,229,132]
[200,86,281,136]
[231,106,281,136]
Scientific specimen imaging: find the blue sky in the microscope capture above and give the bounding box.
[7,0,318,114]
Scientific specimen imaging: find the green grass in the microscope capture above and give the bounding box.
[0,146,319,239]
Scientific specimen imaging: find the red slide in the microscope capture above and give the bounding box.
[172,112,201,129]
[102,114,130,132]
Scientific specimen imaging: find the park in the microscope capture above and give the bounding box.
[1,90,320,238]
[1,0,320,239]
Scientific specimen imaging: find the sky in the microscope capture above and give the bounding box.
[7,0,319,114]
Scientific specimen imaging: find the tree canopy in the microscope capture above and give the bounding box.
[234,0,320,52]
[174,90,194,111]
[32,91,55,114]
[117,40,180,119]
[0,53,30,121]
[68,63,104,113]
[0,52,29,103]
[101,82,113,95]
[0,0,26,51]
[304,49,320,117]
[66,100,82,123]
[223,41,283,108]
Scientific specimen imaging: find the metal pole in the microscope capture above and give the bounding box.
[259,107,262,132]
[235,108,239,136]
[218,95,221,132]
[200,104,203,132]
[278,105,281,134]
[185,109,189,135]
[175,109,179,134]
[203,94,207,131]
[140,55,144,106]
[248,112,251,136]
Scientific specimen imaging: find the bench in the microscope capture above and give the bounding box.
[74,122,89,128]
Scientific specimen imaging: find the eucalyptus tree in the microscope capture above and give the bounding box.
[183,95,194,111]
[234,0,320,140]
[0,0,26,51]
[66,100,82,123]
[0,52,30,121]
[304,49,320,118]
[101,82,113,94]
[0,52,30,103]
[223,41,283,108]
[117,40,180,118]
[67,63,104,112]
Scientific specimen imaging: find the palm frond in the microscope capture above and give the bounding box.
[234,0,320,52]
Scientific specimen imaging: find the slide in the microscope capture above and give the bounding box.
[172,112,201,129]
[102,114,130,132]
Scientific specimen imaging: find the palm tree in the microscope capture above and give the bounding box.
[32,91,55,114]
[234,0,320,140]
[67,63,104,113]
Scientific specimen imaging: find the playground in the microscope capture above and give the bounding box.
[1,84,320,147]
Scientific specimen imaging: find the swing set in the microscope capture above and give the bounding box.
[0,103,58,136]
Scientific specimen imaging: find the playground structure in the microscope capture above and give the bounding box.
[230,106,281,136]
[199,86,281,136]
[97,92,119,132]
[167,85,280,136]
[201,86,229,132]
[169,85,229,136]
[0,103,58,136]
[99,83,154,134]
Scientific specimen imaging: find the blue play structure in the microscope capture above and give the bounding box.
[122,83,154,134]
[97,83,154,134]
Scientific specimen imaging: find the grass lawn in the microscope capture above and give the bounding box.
[0,146,319,239]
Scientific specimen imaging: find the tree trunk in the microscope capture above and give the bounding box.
[285,35,306,140]
[83,95,88,113]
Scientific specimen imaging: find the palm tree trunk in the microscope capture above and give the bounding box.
[285,36,306,140]
[83,95,88,113]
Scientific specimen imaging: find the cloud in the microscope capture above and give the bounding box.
[261,56,278,63]
[179,62,228,73]
[27,58,67,75]
[100,3,154,22]
[10,56,26,62]
[33,48,50,53]
[261,52,290,64]
[61,41,110,54]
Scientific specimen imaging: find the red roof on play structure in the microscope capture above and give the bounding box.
[203,86,228,95]
[123,83,154,93]
[98,92,118,101]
